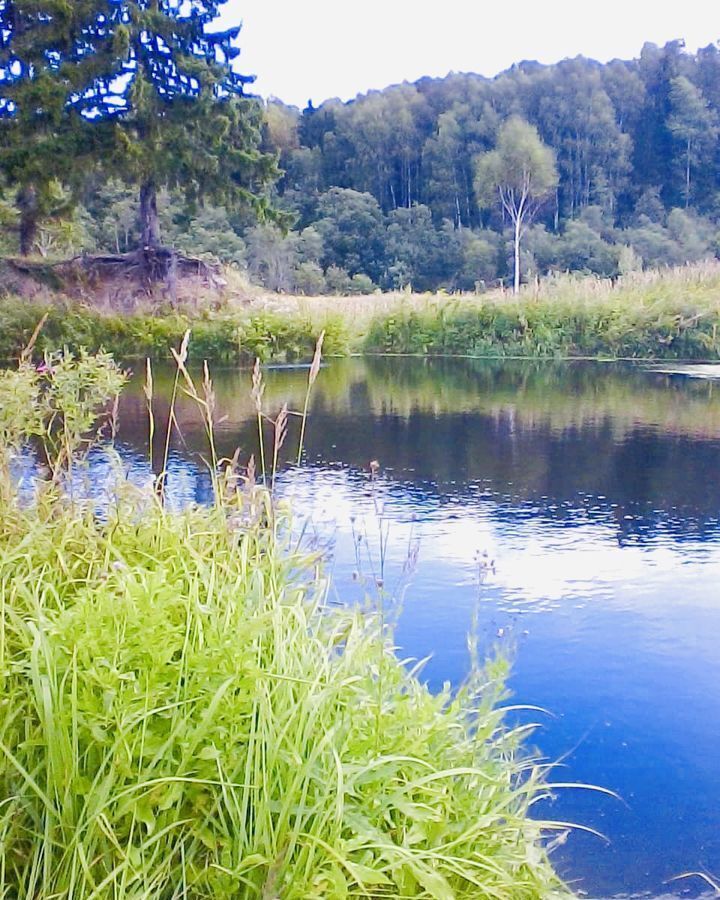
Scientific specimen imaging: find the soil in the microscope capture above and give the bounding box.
[0,249,229,310]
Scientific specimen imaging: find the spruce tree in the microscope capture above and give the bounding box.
[0,2,103,254]
[1,1,275,258]
[94,1,276,254]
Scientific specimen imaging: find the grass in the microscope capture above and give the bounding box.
[4,263,720,362]
[0,295,351,364]
[363,264,720,359]
[0,346,582,898]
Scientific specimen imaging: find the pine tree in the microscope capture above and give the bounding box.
[1,1,276,259]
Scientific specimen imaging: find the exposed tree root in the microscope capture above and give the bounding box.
[3,249,227,309]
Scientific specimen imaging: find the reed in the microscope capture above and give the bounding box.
[4,263,720,364]
[297,330,325,466]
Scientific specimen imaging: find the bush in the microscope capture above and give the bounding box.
[324,265,353,295]
[349,272,376,294]
[292,260,327,295]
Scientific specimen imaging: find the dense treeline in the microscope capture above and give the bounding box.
[257,40,720,292]
[4,38,720,294]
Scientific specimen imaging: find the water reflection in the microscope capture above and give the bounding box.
[41,357,720,899]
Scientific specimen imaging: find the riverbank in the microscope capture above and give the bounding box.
[0,351,573,898]
[3,263,720,362]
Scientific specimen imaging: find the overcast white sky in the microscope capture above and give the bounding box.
[218,0,719,108]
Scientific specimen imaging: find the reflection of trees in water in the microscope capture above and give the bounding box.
[122,357,720,439]
[112,358,720,540]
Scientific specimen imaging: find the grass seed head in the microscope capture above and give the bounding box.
[251,357,265,413]
[309,330,325,386]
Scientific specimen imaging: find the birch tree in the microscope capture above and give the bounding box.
[474,117,558,293]
[668,76,718,208]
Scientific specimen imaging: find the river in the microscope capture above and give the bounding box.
[54,356,720,899]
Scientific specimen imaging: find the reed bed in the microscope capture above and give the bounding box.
[0,342,581,898]
[3,263,720,362]
[363,264,720,359]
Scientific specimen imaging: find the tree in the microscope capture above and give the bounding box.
[384,204,450,291]
[244,223,298,292]
[2,1,276,260]
[98,1,277,254]
[533,61,632,221]
[315,188,387,283]
[0,1,102,253]
[474,117,557,293]
[667,76,718,208]
[338,85,431,212]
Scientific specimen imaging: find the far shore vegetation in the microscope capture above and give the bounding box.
[3,5,720,301]
[2,263,720,364]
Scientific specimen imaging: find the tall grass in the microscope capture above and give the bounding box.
[0,344,587,898]
[5,263,720,362]
[364,265,720,359]
[0,296,351,363]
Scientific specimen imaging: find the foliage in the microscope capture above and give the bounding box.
[5,265,720,364]
[0,346,125,492]
[474,117,558,293]
[260,42,720,291]
[0,0,276,252]
[162,203,248,267]
[0,297,352,363]
[6,35,720,285]
[362,266,720,359]
[315,187,388,284]
[0,1,101,253]
[245,223,300,293]
[667,75,719,208]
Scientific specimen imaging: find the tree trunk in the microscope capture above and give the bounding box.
[139,179,161,249]
[17,185,39,257]
[685,139,691,208]
[513,216,522,295]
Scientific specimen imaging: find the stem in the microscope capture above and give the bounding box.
[296,391,311,466]
[256,412,266,484]
[514,216,522,295]
[17,185,39,257]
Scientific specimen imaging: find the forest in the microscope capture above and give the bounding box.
[228,39,720,293]
[4,31,720,295]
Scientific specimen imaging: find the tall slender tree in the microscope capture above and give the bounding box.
[667,76,718,208]
[474,117,557,293]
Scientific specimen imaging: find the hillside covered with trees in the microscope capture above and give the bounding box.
[2,8,720,295]
[249,40,720,293]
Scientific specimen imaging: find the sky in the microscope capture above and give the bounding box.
[218,0,719,108]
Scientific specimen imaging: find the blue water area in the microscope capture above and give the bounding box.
[29,356,720,899]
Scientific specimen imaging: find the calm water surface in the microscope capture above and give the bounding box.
[78,358,720,898]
